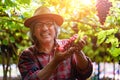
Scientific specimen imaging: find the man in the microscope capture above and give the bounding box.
[18,6,93,80]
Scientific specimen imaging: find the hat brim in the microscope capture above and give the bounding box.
[24,14,64,27]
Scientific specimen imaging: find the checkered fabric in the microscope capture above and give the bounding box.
[18,39,93,80]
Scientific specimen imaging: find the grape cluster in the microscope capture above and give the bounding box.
[57,34,87,52]
[57,34,78,52]
[96,0,112,25]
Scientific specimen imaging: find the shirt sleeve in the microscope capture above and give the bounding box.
[71,57,93,80]
[18,50,40,80]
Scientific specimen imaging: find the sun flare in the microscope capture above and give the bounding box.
[81,0,92,5]
[70,0,92,9]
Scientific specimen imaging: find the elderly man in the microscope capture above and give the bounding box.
[18,6,93,80]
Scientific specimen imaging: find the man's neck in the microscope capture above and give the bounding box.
[38,41,54,54]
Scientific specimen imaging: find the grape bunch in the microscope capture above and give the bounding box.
[96,0,112,25]
[57,34,78,52]
[57,34,87,52]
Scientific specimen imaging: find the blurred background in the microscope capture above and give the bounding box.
[0,0,120,80]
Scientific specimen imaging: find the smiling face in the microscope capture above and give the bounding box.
[31,18,56,45]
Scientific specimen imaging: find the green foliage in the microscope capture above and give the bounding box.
[96,28,118,46]
[18,0,31,5]
[0,1,120,79]
[0,0,32,65]
[0,0,33,79]
[0,0,120,64]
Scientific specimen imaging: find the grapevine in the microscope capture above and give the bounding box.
[96,0,112,25]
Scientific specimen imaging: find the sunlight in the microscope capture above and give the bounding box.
[70,0,93,18]
[80,0,92,5]
[70,0,92,9]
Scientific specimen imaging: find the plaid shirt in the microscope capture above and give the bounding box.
[18,39,93,80]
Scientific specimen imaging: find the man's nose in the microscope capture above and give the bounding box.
[42,24,49,30]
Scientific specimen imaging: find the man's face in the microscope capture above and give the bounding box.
[33,18,56,44]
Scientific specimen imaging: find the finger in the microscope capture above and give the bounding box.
[80,39,86,45]
[75,40,86,51]
[64,47,75,56]
[82,35,88,41]
[82,35,88,44]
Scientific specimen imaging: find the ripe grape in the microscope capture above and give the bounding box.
[57,34,87,52]
[57,34,78,52]
[96,0,112,25]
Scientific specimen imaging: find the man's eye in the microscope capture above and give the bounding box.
[46,23,53,26]
[35,22,53,28]
[35,24,42,29]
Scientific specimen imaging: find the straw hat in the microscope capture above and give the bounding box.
[24,6,64,27]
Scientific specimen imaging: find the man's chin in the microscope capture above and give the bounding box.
[42,39,52,43]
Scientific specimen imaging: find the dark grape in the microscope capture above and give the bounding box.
[96,0,112,25]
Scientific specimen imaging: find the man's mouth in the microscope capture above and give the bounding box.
[41,33,50,38]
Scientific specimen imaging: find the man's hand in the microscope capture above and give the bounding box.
[53,46,75,64]
[53,35,87,64]
[73,35,87,53]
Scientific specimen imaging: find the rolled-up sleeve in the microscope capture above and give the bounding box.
[18,51,40,80]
